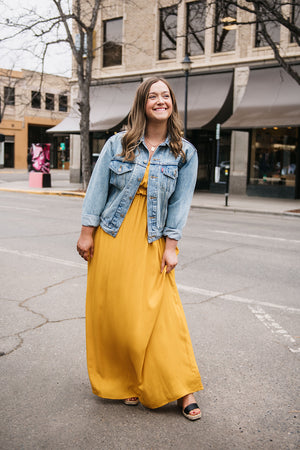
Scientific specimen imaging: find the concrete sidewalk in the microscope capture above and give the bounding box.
[1,169,300,216]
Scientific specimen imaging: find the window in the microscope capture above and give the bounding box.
[103,18,123,67]
[186,1,206,56]
[159,5,178,60]
[59,95,68,112]
[4,87,15,106]
[290,0,300,43]
[45,93,55,111]
[214,2,237,53]
[255,5,280,47]
[31,91,41,109]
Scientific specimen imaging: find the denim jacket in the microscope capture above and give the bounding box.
[82,132,198,243]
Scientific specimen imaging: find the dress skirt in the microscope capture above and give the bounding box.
[85,165,203,409]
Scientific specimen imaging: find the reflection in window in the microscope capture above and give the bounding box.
[186,1,206,56]
[103,18,123,67]
[31,91,41,109]
[4,86,15,106]
[249,128,298,187]
[255,4,280,47]
[59,95,68,112]
[290,0,300,43]
[159,6,178,60]
[45,93,55,111]
[214,2,237,53]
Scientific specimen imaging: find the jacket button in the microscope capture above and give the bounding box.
[118,167,122,172]
[138,177,141,181]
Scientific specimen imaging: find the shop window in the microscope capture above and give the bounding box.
[214,2,237,53]
[186,1,206,56]
[249,128,298,188]
[45,93,55,111]
[59,95,68,112]
[290,0,300,43]
[159,5,178,60]
[4,86,15,106]
[31,91,41,109]
[255,5,280,47]
[103,18,123,67]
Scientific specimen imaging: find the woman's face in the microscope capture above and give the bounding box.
[145,81,173,124]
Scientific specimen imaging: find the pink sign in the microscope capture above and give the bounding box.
[30,143,51,173]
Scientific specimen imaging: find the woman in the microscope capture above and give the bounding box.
[77,77,203,420]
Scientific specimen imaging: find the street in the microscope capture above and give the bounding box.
[0,191,299,449]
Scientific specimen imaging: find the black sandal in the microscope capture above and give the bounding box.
[177,399,202,421]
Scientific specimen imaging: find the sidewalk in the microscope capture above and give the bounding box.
[1,169,300,216]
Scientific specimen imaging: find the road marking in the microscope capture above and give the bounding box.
[248,305,300,353]
[0,204,40,213]
[213,230,300,244]
[177,284,300,313]
[0,247,86,269]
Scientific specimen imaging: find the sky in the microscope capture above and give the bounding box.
[0,0,72,77]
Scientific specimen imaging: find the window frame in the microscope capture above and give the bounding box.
[4,86,15,106]
[102,17,123,67]
[159,5,178,60]
[31,90,41,109]
[45,93,55,111]
[59,95,68,112]
[214,2,237,53]
[186,1,206,57]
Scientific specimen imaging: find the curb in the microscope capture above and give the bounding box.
[0,188,85,198]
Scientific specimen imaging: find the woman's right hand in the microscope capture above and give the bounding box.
[77,226,95,261]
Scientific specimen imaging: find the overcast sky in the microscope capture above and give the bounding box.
[0,0,72,77]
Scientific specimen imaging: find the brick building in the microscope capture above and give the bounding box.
[53,0,300,198]
[0,69,70,169]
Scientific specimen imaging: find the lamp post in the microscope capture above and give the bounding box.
[181,54,192,138]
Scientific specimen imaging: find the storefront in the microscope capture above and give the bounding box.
[223,64,300,199]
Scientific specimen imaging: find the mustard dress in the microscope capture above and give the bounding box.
[86,164,203,409]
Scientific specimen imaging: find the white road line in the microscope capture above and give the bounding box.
[213,230,300,244]
[248,305,300,353]
[177,284,300,313]
[0,247,86,269]
[0,204,40,212]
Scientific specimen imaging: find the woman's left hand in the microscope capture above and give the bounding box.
[161,237,178,273]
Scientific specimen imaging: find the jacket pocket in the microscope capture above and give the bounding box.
[159,165,178,193]
[109,160,134,190]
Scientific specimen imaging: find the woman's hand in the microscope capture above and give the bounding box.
[77,226,95,261]
[161,237,178,273]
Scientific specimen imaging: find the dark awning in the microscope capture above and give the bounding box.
[222,65,300,129]
[47,81,140,134]
[168,71,233,129]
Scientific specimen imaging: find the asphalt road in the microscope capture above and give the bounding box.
[0,192,299,450]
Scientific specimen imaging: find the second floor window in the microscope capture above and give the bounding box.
[214,2,237,53]
[4,86,15,106]
[45,93,55,111]
[290,0,300,43]
[31,91,41,109]
[159,5,178,60]
[59,95,68,112]
[255,4,280,47]
[186,1,206,56]
[103,18,123,67]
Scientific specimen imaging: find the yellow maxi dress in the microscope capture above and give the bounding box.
[86,164,203,409]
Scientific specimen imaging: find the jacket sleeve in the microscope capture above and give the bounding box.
[81,137,115,227]
[163,147,198,241]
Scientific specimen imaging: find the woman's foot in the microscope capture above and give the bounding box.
[177,393,201,421]
[123,397,139,406]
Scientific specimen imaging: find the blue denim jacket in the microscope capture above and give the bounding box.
[82,132,198,243]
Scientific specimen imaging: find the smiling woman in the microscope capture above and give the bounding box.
[77,77,203,420]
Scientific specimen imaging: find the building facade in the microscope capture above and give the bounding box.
[0,69,70,170]
[55,0,300,198]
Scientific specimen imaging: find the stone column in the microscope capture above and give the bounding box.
[229,67,249,195]
[69,134,81,183]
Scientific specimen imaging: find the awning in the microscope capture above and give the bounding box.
[222,65,300,129]
[168,71,233,129]
[47,81,140,134]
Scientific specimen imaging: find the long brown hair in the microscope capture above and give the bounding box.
[121,77,184,161]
